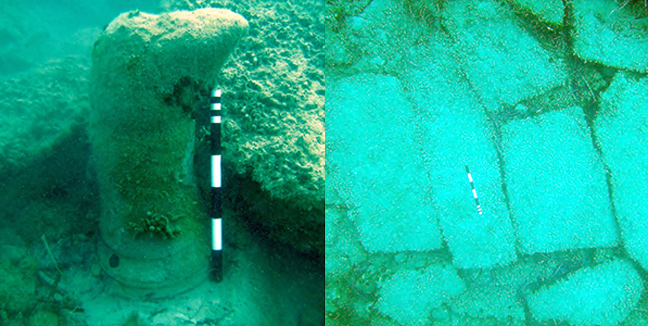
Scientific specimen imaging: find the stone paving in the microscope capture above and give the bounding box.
[326,0,648,325]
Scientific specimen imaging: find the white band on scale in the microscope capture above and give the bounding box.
[211,89,222,123]
[211,154,221,188]
[212,218,222,250]
[211,89,222,109]
[465,165,483,215]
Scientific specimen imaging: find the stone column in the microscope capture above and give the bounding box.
[89,8,247,298]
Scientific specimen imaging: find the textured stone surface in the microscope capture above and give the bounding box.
[527,259,643,326]
[595,72,648,271]
[452,285,525,322]
[167,0,324,253]
[0,245,37,315]
[0,59,97,244]
[573,0,648,73]
[442,0,567,111]
[0,58,89,174]
[502,108,618,254]
[328,73,443,253]
[403,37,517,269]
[377,264,465,326]
[510,0,564,25]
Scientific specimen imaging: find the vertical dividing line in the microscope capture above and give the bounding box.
[465,165,483,215]
[210,88,223,282]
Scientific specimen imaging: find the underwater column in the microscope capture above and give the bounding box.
[89,9,247,297]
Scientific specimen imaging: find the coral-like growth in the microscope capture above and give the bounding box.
[129,210,182,239]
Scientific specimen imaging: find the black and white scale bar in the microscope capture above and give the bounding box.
[210,88,223,282]
[465,165,483,215]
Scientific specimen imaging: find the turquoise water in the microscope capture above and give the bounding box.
[326,0,648,325]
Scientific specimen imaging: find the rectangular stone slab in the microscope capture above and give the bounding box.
[595,72,648,271]
[501,107,618,254]
[572,0,648,73]
[442,0,567,111]
[527,259,642,325]
[377,264,465,326]
[327,73,444,253]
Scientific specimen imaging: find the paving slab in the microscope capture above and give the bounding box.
[442,0,567,111]
[595,72,648,270]
[510,0,564,26]
[501,107,618,254]
[527,259,642,326]
[572,0,648,73]
[376,264,465,326]
[327,73,444,253]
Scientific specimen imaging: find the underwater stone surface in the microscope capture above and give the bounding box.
[0,57,96,245]
[442,0,567,111]
[376,264,465,326]
[402,36,517,269]
[325,0,648,324]
[0,245,38,315]
[595,72,648,271]
[328,73,443,253]
[573,0,648,73]
[324,208,366,276]
[451,285,525,322]
[509,0,564,25]
[502,107,618,254]
[527,259,643,326]
[0,57,89,175]
[166,0,325,253]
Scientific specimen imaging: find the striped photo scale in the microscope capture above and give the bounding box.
[465,165,483,215]
[210,88,223,282]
